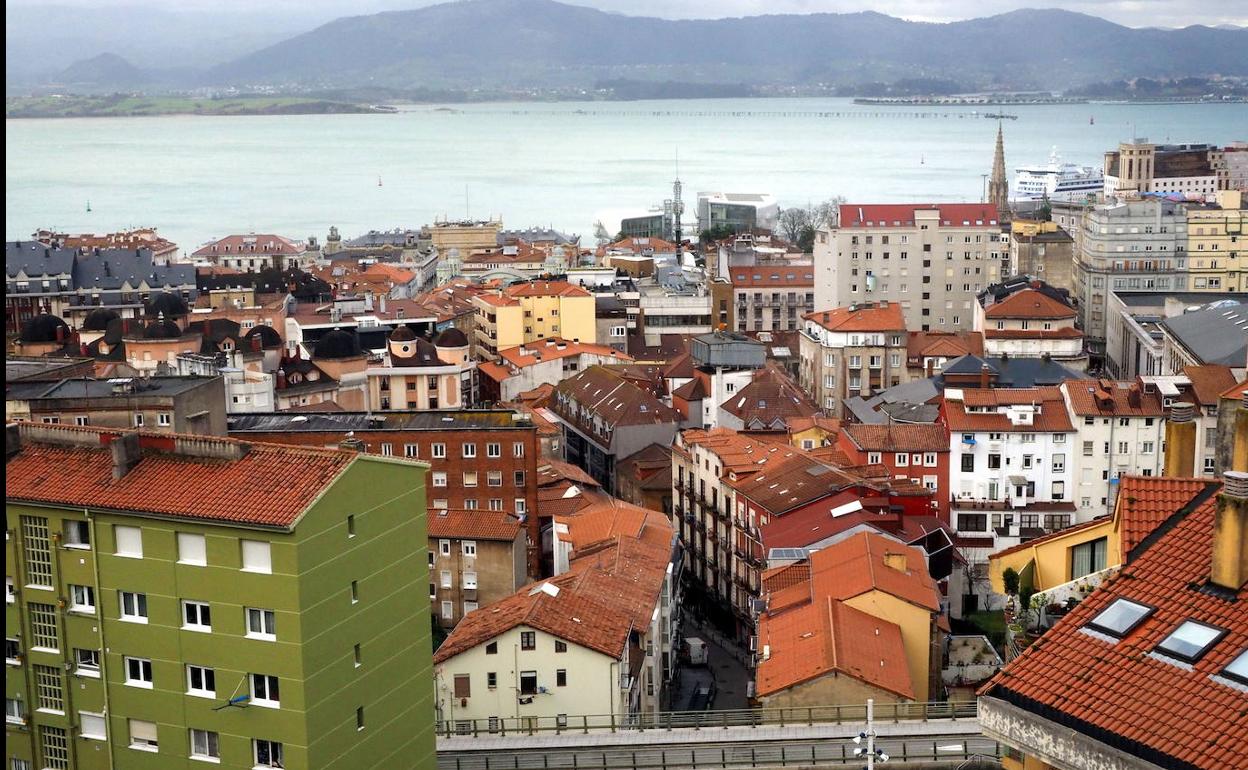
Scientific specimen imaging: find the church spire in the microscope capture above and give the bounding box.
[988,122,1010,220]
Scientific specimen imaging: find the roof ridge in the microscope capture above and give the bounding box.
[13,420,355,460]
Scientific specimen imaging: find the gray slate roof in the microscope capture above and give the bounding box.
[1161,302,1248,366]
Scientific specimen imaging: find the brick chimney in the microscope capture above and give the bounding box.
[1211,471,1248,591]
[1164,402,1196,478]
[111,433,142,480]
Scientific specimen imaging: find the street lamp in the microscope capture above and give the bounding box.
[851,699,888,768]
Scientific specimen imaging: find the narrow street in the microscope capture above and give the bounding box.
[671,618,752,711]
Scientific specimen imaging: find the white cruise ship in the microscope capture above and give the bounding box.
[1014,149,1104,201]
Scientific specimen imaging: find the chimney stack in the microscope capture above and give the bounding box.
[1164,402,1197,478]
[110,433,142,480]
[1234,391,1248,473]
[979,363,992,390]
[1211,471,1248,591]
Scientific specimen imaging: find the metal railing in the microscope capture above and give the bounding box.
[439,740,1001,770]
[437,700,978,738]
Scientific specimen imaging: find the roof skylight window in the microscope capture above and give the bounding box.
[1086,598,1154,638]
[1156,621,1226,663]
[1223,649,1248,686]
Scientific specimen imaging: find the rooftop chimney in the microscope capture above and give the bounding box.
[111,433,142,480]
[1165,402,1197,478]
[1234,391,1248,473]
[1211,471,1248,591]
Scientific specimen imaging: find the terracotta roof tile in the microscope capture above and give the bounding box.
[907,331,984,361]
[983,327,1083,339]
[5,424,353,529]
[503,281,592,299]
[428,509,522,541]
[719,365,820,428]
[1063,380,1165,417]
[983,288,1076,320]
[552,366,679,439]
[980,481,1248,769]
[192,233,303,257]
[1114,476,1217,557]
[1182,365,1238,407]
[944,387,1074,433]
[498,337,631,369]
[756,597,914,699]
[843,423,949,452]
[804,303,906,333]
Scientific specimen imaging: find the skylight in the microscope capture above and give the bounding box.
[1156,621,1226,663]
[1086,598,1154,638]
[1223,649,1248,686]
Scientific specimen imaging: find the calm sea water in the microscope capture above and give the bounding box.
[6,98,1246,254]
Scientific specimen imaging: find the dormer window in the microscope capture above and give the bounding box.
[1156,621,1226,663]
[1086,598,1154,639]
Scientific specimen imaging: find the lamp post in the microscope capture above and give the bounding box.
[852,698,889,768]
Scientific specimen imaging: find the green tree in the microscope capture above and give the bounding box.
[1002,567,1020,596]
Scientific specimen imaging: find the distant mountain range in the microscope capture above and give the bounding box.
[11,0,1248,96]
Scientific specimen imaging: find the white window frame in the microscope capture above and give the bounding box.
[462,443,477,458]
[240,540,272,574]
[253,739,284,768]
[124,656,153,689]
[463,572,478,590]
[187,664,216,698]
[487,442,501,458]
[182,600,211,632]
[432,472,447,487]
[249,673,280,709]
[189,728,220,760]
[157,413,172,427]
[119,591,148,624]
[462,541,477,558]
[128,718,159,751]
[441,601,454,620]
[114,525,143,558]
[246,608,277,641]
[75,648,101,677]
[69,584,95,614]
[63,520,91,549]
[177,532,207,566]
[432,443,446,458]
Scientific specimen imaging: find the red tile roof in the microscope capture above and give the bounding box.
[1220,378,1248,400]
[427,509,522,542]
[839,203,999,228]
[1182,365,1238,407]
[1063,380,1165,417]
[944,387,1074,433]
[728,450,863,514]
[907,331,984,362]
[552,365,679,439]
[1114,476,1217,557]
[192,233,303,257]
[5,424,353,529]
[433,578,633,663]
[989,516,1110,560]
[730,269,815,288]
[719,365,820,429]
[983,288,1076,320]
[562,534,672,630]
[503,281,592,299]
[843,423,949,453]
[804,302,906,333]
[498,338,631,369]
[980,481,1247,770]
[757,597,914,699]
[556,498,672,553]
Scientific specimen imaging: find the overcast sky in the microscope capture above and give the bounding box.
[9,0,1247,29]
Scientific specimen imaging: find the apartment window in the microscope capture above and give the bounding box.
[432,471,447,487]
[440,570,452,589]
[74,648,100,676]
[462,443,477,458]
[1141,441,1155,454]
[34,665,64,712]
[29,603,58,650]
[439,539,451,556]
[514,471,526,487]
[246,608,276,640]
[958,513,988,532]
[487,672,497,688]
[113,524,143,558]
[556,669,568,687]
[1052,481,1066,498]
[961,454,975,472]
[488,471,503,487]
[347,514,356,538]
[441,601,453,619]
[182,600,211,631]
[187,664,216,698]
[380,443,393,456]
[895,453,909,467]
[463,471,478,487]
[555,640,568,653]
[432,443,446,458]
[63,520,90,549]
[120,591,148,623]
[1052,454,1065,472]
[487,442,501,458]
[987,453,1001,470]
[486,642,498,655]
[1082,440,1094,457]
[520,671,538,695]
[69,584,95,614]
[514,442,525,458]
[464,600,478,614]
[521,631,536,650]
[1070,537,1108,580]
[22,515,53,587]
[124,657,153,688]
[404,443,419,458]
[190,728,220,760]
[254,739,284,768]
[177,532,206,565]
[453,674,471,698]
[133,414,144,428]
[241,540,272,573]
[868,452,882,464]
[157,413,172,427]
[463,572,478,590]
[41,725,70,768]
[250,674,280,708]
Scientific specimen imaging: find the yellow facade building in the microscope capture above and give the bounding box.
[1186,189,1245,292]
[471,281,596,360]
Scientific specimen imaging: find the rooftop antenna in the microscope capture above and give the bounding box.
[672,148,683,245]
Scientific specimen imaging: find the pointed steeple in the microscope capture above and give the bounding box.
[988,122,1010,221]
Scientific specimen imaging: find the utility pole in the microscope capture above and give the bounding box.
[853,698,888,768]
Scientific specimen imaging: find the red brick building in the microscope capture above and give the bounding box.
[837,423,952,521]
[226,410,542,577]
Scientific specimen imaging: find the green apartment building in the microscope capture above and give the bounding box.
[5,422,436,770]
